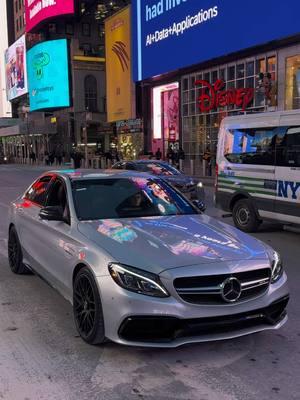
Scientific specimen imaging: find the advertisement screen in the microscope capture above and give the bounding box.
[25,0,74,32]
[5,35,28,101]
[105,6,135,122]
[132,0,300,81]
[27,39,70,111]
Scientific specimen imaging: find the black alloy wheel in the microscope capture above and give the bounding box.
[73,267,105,345]
[8,227,30,274]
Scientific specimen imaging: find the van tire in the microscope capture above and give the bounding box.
[232,199,261,233]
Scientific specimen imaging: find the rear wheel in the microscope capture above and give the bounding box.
[73,267,105,345]
[8,226,30,274]
[232,199,261,233]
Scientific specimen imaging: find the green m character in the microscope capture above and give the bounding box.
[33,52,50,80]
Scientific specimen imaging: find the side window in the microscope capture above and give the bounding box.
[47,179,70,223]
[276,126,300,167]
[224,128,276,166]
[25,176,52,206]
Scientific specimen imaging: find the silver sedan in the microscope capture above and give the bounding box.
[8,170,289,347]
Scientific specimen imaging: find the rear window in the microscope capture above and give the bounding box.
[224,128,276,166]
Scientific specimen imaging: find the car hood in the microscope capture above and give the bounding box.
[77,214,268,274]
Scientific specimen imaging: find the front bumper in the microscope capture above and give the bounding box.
[97,271,289,348]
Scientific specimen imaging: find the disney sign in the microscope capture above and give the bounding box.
[195,79,254,113]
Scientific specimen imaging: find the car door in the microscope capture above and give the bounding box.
[32,177,78,296]
[17,175,54,271]
[275,125,300,224]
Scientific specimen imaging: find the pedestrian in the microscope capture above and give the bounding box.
[30,151,36,164]
[71,149,83,169]
[49,152,55,166]
[44,150,49,166]
[166,146,175,165]
[203,147,212,176]
[178,146,185,170]
[155,148,162,160]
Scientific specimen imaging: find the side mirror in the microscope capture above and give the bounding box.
[192,200,206,213]
[39,206,65,222]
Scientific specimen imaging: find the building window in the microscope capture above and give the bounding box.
[65,23,74,35]
[82,23,91,37]
[15,1,18,13]
[285,55,300,110]
[85,75,98,112]
[16,19,19,32]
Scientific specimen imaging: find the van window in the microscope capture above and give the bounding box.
[224,128,276,165]
[276,126,300,167]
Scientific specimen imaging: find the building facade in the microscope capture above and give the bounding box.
[132,1,300,176]
[1,0,130,164]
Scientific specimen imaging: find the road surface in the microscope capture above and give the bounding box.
[0,165,299,400]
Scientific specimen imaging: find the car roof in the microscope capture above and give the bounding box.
[122,160,169,165]
[44,169,155,181]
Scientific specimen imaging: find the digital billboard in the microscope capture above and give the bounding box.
[105,6,136,122]
[132,0,300,81]
[27,39,70,111]
[5,35,28,101]
[25,0,74,33]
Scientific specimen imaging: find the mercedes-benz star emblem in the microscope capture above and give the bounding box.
[221,277,242,303]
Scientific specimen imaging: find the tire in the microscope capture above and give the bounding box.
[8,226,31,274]
[232,198,261,233]
[73,267,105,345]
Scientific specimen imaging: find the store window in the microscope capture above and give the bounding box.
[285,56,300,110]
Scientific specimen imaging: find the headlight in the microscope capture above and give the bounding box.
[271,252,283,283]
[197,182,203,188]
[108,263,169,298]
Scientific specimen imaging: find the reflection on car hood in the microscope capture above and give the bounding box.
[78,215,268,274]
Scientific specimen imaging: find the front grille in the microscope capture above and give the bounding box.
[174,268,271,305]
[118,296,289,343]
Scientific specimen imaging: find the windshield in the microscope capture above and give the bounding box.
[136,163,181,176]
[72,177,197,220]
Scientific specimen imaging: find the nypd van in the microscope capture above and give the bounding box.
[215,110,300,232]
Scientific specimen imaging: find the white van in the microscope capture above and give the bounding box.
[215,110,300,232]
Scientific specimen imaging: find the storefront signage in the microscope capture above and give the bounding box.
[116,119,143,133]
[27,39,70,111]
[5,35,28,101]
[132,0,300,81]
[195,80,254,113]
[25,0,74,33]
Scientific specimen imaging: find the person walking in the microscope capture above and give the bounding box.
[166,146,175,165]
[155,148,162,160]
[71,149,83,169]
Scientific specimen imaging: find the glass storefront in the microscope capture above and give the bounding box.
[285,55,300,110]
[181,53,277,174]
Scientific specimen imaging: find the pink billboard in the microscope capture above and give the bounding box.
[25,0,75,33]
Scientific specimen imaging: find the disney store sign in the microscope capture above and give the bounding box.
[195,79,254,113]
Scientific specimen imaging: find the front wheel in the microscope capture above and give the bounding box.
[8,227,30,274]
[73,267,105,345]
[232,199,261,233]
